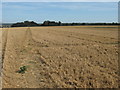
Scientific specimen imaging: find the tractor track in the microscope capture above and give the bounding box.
[2,29,8,67]
[1,29,8,89]
[2,27,58,88]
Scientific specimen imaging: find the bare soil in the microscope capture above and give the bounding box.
[0,29,2,89]
[2,26,119,88]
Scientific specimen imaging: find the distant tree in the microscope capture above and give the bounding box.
[11,21,39,27]
[81,23,85,25]
[11,20,120,27]
[58,21,61,26]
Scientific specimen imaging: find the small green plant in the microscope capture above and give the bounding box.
[17,66,27,74]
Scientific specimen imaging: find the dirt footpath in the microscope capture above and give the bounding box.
[2,26,119,88]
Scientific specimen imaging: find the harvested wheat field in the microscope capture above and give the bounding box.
[0,29,2,89]
[2,26,119,88]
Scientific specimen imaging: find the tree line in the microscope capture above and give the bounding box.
[11,21,120,27]
[11,21,39,27]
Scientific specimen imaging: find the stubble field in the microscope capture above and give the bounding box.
[1,26,119,88]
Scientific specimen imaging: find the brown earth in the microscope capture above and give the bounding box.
[1,26,119,88]
[0,29,2,89]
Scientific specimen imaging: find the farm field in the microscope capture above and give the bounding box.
[0,29,2,89]
[2,26,119,88]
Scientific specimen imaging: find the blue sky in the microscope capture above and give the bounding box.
[2,2,118,23]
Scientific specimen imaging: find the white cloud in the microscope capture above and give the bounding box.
[2,0,120,2]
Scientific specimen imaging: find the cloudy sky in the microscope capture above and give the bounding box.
[2,2,118,23]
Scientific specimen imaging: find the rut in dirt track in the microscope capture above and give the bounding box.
[2,29,8,68]
[22,27,49,66]
[23,27,48,47]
